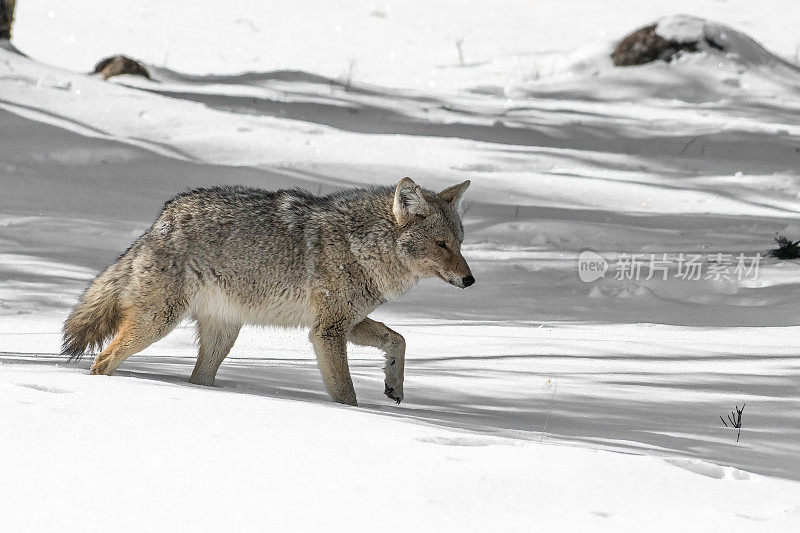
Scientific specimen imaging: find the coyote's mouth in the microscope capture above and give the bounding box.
[436,271,467,288]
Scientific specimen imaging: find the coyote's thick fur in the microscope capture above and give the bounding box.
[63,178,474,405]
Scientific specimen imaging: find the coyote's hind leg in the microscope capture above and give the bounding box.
[90,296,186,376]
[189,317,241,386]
[90,316,171,375]
[349,317,406,403]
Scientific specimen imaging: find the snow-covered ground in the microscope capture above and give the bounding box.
[2,1,800,530]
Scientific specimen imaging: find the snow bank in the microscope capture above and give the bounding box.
[12,1,800,92]
[506,14,800,100]
[657,14,800,69]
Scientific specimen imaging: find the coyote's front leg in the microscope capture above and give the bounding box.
[349,317,406,404]
[310,319,358,406]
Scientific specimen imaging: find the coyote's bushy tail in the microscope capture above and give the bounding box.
[62,265,124,360]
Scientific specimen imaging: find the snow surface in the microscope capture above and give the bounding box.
[656,15,708,44]
[2,1,800,530]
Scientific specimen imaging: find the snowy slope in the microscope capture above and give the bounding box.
[2,1,800,530]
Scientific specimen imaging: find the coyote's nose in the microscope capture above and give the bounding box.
[462,275,475,288]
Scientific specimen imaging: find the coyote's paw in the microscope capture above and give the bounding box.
[334,393,358,407]
[89,358,110,375]
[384,356,403,404]
[384,383,403,404]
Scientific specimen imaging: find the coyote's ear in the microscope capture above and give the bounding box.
[438,180,471,207]
[393,177,429,225]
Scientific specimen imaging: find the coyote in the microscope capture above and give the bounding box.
[62,178,474,405]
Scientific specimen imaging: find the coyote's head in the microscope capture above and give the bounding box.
[393,177,475,289]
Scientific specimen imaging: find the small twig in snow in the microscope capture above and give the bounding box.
[680,136,700,155]
[540,378,557,443]
[455,37,465,66]
[720,403,745,442]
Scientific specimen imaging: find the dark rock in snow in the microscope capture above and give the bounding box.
[93,55,151,80]
[611,23,723,67]
[612,24,696,67]
[0,0,15,40]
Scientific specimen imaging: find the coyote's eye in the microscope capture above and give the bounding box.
[436,241,447,249]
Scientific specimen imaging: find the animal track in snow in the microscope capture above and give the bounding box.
[13,383,73,394]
